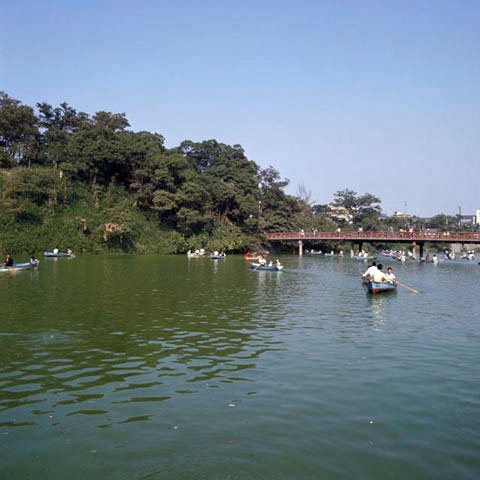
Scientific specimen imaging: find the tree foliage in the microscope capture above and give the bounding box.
[0,92,316,253]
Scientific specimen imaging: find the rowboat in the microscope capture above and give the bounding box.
[249,263,283,271]
[325,253,338,257]
[351,255,376,260]
[0,262,38,272]
[365,281,397,294]
[210,254,226,259]
[44,251,74,258]
[244,251,268,260]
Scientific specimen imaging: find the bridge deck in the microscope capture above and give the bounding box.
[266,231,480,243]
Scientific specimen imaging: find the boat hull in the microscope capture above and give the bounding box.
[366,281,397,293]
[44,251,74,258]
[249,263,283,271]
[210,255,226,259]
[0,262,36,272]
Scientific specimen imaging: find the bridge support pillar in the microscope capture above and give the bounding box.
[411,242,416,258]
[419,242,424,259]
[298,240,303,256]
[358,241,363,252]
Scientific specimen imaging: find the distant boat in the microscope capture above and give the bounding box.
[365,281,397,294]
[351,255,376,260]
[0,262,38,272]
[210,254,226,259]
[324,253,338,257]
[249,263,283,271]
[244,251,268,260]
[44,251,74,258]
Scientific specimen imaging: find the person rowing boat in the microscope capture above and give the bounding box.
[385,267,396,284]
[372,263,387,283]
[362,261,377,280]
[1,253,13,267]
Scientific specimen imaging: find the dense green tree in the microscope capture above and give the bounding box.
[37,101,89,169]
[0,91,41,167]
[332,188,382,228]
[0,91,363,254]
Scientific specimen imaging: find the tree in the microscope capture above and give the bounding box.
[37,101,90,168]
[332,189,382,228]
[0,91,41,167]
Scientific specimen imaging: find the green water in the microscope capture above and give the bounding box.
[1,255,479,479]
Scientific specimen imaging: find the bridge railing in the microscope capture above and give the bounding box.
[265,231,480,242]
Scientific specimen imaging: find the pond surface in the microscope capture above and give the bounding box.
[1,255,479,479]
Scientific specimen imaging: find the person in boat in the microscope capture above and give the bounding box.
[339,250,344,257]
[2,253,13,267]
[275,259,282,268]
[30,254,38,265]
[268,261,273,267]
[363,261,377,279]
[385,267,396,284]
[258,256,267,266]
[432,254,438,263]
[67,248,72,255]
[220,251,226,257]
[200,248,205,255]
[373,264,387,283]
[213,250,219,256]
[53,248,59,254]
[425,253,430,261]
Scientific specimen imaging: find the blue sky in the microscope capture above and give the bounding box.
[1,0,479,216]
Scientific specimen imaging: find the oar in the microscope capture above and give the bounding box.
[395,281,420,294]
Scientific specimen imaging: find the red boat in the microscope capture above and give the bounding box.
[244,251,268,260]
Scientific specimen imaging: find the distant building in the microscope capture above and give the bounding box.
[327,205,353,223]
[393,211,412,218]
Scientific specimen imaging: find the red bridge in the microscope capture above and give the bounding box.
[265,230,480,256]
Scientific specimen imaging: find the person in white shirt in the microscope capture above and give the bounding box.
[372,264,387,283]
[258,256,267,266]
[363,262,378,279]
[385,267,396,284]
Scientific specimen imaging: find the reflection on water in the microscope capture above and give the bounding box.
[1,255,479,479]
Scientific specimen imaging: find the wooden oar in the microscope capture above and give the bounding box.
[395,281,420,294]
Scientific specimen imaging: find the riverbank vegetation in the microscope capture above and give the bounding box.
[1,91,474,255]
[0,91,337,254]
